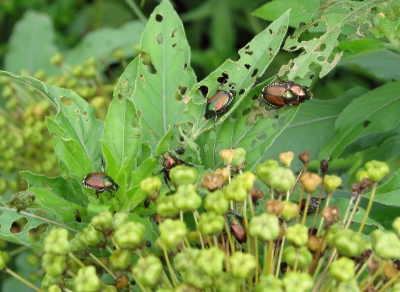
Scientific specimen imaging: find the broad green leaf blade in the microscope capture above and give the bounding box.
[4,11,60,75]
[264,88,364,170]
[132,0,197,151]
[20,171,88,207]
[103,57,141,182]
[196,81,298,170]
[65,21,145,67]
[0,71,104,178]
[365,168,400,207]
[319,81,400,160]
[185,11,290,139]
[253,0,321,31]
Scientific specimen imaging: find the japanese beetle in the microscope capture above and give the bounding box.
[261,82,297,107]
[299,197,325,215]
[227,211,246,244]
[204,83,235,124]
[288,83,313,105]
[82,156,119,197]
[154,151,195,191]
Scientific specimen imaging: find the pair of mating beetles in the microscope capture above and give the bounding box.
[204,77,313,123]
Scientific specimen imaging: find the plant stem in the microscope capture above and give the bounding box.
[302,193,311,225]
[163,246,178,287]
[89,252,117,279]
[345,194,362,229]
[124,0,147,22]
[69,252,86,268]
[358,183,377,234]
[4,267,43,292]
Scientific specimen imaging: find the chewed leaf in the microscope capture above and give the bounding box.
[132,0,197,151]
[103,57,141,182]
[282,1,386,79]
[184,10,290,138]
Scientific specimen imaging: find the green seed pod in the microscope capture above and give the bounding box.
[48,285,62,292]
[156,195,180,218]
[268,167,296,192]
[332,229,364,258]
[198,212,224,235]
[169,165,199,186]
[371,230,400,259]
[365,160,390,182]
[42,254,67,277]
[159,219,187,251]
[229,252,256,278]
[70,233,88,252]
[282,272,313,292]
[393,217,400,235]
[224,182,248,202]
[323,175,342,193]
[140,177,162,195]
[44,228,70,255]
[113,212,130,230]
[329,257,355,282]
[91,211,114,234]
[41,274,62,291]
[204,190,229,215]
[174,248,199,271]
[114,221,146,249]
[249,213,280,241]
[80,224,105,247]
[286,224,309,247]
[256,159,280,184]
[173,184,202,212]
[110,249,132,270]
[231,148,246,171]
[283,246,312,269]
[280,201,299,222]
[196,247,225,276]
[73,266,101,292]
[0,251,6,270]
[256,274,284,292]
[132,255,163,287]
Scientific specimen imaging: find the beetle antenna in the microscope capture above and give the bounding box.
[100,155,105,173]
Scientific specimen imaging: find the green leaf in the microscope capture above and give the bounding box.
[20,171,88,207]
[366,168,400,207]
[281,0,383,79]
[263,88,363,170]
[319,81,400,160]
[253,0,320,30]
[65,21,145,67]
[132,0,197,151]
[123,158,158,212]
[4,10,60,75]
[102,57,141,183]
[0,71,104,182]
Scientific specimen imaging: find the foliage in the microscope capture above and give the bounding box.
[0,0,400,291]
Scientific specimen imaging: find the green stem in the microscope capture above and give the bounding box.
[358,183,377,234]
[224,218,235,253]
[88,252,117,279]
[254,236,259,283]
[4,267,43,292]
[275,223,287,277]
[345,194,362,229]
[124,0,147,22]
[69,252,86,268]
[193,211,205,249]
[163,246,178,287]
[243,199,251,254]
[301,193,311,225]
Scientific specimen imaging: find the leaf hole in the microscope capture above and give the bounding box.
[171,27,177,37]
[239,89,245,96]
[316,43,326,52]
[155,14,163,22]
[269,29,273,36]
[268,48,274,57]
[277,26,287,35]
[217,73,229,84]
[139,74,145,82]
[244,64,250,70]
[29,223,49,243]
[11,217,28,234]
[172,43,177,48]
[60,96,72,106]
[75,109,80,114]
[199,85,209,98]
[251,68,258,77]
[317,56,325,62]
[156,32,164,44]
[183,63,187,72]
